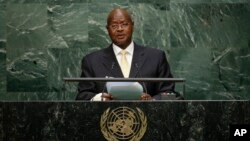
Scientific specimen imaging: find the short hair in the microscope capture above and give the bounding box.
[106,8,134,26]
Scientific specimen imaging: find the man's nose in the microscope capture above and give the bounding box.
[116,25,124,31]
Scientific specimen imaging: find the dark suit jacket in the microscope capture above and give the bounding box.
[76,43,175,100]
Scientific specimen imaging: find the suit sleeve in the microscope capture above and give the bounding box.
[76,56,97,100]
[153,51,175,100]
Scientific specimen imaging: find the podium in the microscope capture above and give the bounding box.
[2,78,248,140]
[1,101,249,140]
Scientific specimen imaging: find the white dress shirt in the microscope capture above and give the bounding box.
[91,42,134,101]
[112,42,134,68]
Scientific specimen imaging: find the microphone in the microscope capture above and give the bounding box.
[135,63,148,95]
[101,76,110,101]
[101,62,115,101]
[111,62,115,70]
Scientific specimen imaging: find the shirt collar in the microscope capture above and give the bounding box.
[113,41,134,56]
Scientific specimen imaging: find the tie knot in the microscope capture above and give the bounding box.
[120,50,127,55]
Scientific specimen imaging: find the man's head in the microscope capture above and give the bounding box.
[106,8,134,49]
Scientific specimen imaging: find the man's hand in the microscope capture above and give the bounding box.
[101,93,113,101]
[140,93,152,101]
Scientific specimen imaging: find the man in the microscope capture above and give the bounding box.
[76,8,176,101]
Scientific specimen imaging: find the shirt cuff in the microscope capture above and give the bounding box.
[90,93,103,101]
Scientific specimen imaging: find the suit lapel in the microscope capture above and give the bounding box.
[101,45,123,77]
[129,43,146,78]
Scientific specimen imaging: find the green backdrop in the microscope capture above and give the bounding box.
[0,0,249,100]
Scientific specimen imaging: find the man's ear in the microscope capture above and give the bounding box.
[106,25,109,30]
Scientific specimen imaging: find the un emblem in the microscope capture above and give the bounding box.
[100,107,147,141]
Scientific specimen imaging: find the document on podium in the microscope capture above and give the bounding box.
[106,82,143,100]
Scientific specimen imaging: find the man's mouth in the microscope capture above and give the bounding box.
[116,34,125,39]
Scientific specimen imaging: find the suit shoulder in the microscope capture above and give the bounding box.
[83,48,106,59]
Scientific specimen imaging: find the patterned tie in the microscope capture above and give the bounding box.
[120,50,130,78]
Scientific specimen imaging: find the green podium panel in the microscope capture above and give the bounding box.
[0,101,249,140]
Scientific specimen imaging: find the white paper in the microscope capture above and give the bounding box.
[106,82,143,100]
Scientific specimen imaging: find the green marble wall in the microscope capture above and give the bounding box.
[0,0,249,100]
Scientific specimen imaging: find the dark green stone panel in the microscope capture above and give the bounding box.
[47,47,89,100]
[6,4,50,92]
[3,92,60,101]
[131,3,170,50]
[0,103,2,140]
[171,0,211,3]
[0,0,89,4]
[133,0,169,2]
[209,3,250,99]
[169,3,216,99]
[169,3,250,100]
[91,0,129,2]
[0,4,6,99]
[170,47,216,100]
[212,0,249,3]
[5,3,76,92]
[0,44,6,99]
[0,4,5,39]
[47,3,88,48]
[170,3,212,48]
[1,101,250,140]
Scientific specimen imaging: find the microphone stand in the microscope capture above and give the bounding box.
[135,63,148,95]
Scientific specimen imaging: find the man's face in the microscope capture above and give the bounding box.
[107,10,134,49]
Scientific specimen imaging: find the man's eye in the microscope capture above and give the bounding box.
[111,25,118,29]
[123,23,129,26]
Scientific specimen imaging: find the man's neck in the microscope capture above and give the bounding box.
[112,41,134,56]
[113,41,133,50]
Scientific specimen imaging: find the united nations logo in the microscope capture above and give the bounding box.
[100,107,147,141]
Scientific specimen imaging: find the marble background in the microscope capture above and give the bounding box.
[0,0,250,100]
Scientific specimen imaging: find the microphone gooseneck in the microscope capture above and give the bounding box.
[111,62,115,70]
[135,63,148,95]
[102,62,115,101]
